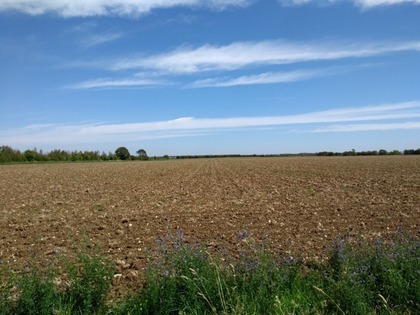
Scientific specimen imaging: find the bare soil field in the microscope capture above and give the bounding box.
[1,156,419,296]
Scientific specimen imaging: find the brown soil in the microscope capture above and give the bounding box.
[1,156,419,297]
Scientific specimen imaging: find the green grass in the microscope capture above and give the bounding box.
[1,231,418,314]
[0,245,113,315]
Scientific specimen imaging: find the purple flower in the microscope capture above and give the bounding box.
[238,230,249,240]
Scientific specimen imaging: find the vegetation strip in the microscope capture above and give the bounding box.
[1,145,420,163]
[1,231,418,314]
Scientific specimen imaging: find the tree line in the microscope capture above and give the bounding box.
[0,146,154,163]
[174,149,420,159]
[316,148,420,156]
[0,145,419,163]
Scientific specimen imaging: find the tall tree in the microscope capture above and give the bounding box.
[136,149,149,160]
[115,147,130,160]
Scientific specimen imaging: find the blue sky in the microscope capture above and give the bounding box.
[1,0,419,156]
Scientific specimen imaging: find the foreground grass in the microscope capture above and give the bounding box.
[1,231,418,315]
[0,245,114,315]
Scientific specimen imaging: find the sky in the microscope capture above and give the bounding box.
[0,0,419,156]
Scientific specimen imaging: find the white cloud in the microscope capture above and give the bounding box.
[64,77,166,89]
[68,101,420,135]
[190,70,322,87]
[81,32,122,48]
[311,121,420,132]
[2,0,416,16]
[280,0,420,8]
[356,0,420,8]
[190,67,349,87]
[2,101,419,147]
[109,40,420,74]
[280,0,318,5]
[0,0,252,17]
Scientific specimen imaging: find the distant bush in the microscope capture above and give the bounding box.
[0,146,25,163]
[404,149,420,155]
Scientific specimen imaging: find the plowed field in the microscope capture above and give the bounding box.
[1,156,419,296]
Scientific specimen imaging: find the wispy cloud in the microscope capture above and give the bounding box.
[2,101,419,147]
[64,77,167,89]
[190,70,322,87]
[2,0,417,17]
[190,67,353,87]
[68,68,335,90]
[64,38,398,89]
[0,0,252,17]
[80,32,122,48]
[109,39,420,74]
[311,121,420,132]
[354,0,420,9]
[280,0,420,9]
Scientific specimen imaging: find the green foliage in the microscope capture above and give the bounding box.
[316,233,420,314]
[24,149,41,162]
[0,245,113,315]
[0,268,53,314]
[1,145,420,163]
[115,147,130,160]
[0,232,418,314]
[0,146,114,163]
[404,149,420,155]
[62,250,114,314]
[136,149,149,161]
[115,231,419,315]
[0,146,24,163]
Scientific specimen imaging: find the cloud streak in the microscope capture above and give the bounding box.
[189,67,355,87]
[311,121,420,132]
[0,0,252,17]
[280,0,420,9]
[64,77,167,89]
[2,101,419,147]
[2,0,418,16]
[109,40,420,74]
[66,68,338,89]
[81,32,122,48]
[357,0,420,8]
[190,69,325,87]
[65,37,408,89]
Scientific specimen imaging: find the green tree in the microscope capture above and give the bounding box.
[115,147,130,160]
[0,146,24,162]
[136,148,149,160]
[24,149,39,162]
[100,151,109,161]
